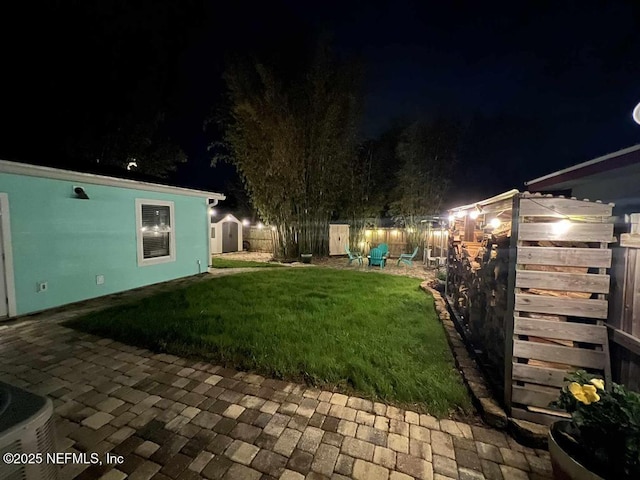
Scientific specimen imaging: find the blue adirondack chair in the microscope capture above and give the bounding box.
[345,245,363,266]
[378,243,389,258]
[397,246,420,267]
[368,247,386,269]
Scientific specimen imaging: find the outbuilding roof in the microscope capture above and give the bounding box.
[211,213,241,224]
[524,144,640,191]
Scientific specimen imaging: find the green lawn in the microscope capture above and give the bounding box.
[210,258,283,268]
[66,268,470,416]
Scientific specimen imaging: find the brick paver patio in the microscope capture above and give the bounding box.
[0,278,553,480]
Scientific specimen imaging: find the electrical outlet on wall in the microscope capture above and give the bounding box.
[96,275,105,285]
[37,281,48,292]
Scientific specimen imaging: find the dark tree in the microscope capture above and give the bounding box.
[390,119,460,247]
[220,41,362,259]
[2,0,200,176]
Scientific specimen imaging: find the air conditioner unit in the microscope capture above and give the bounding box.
[0,381,59,480]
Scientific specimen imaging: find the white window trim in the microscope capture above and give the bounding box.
[0,193,17,317]
[135,198,176,266]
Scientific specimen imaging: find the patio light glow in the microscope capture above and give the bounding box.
[633,101,640,125]
[469,210,479,219]
[365,230,371,236]
[552,219,571,235]
[271,226,277,231]
[490,218,501,229]
[448,215,455,223]
[257,222,264,229]
[209,208,216,215]
[242,219,250,226]
[226,215,232,220]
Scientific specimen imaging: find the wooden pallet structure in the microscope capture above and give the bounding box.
[447,191,615,425]
[509,193,614,424]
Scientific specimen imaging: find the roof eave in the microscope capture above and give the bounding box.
[0,159,225,200]
[525,144,640,190]
[449,189,520,212]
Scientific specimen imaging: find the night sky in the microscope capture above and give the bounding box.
[2,0,640,208]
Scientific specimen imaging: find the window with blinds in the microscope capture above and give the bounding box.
[141,205,171,258]
[135,199,176,266]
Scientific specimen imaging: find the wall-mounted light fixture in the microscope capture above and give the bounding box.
[73,186,89,199]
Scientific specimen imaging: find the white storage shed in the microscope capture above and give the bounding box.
[211,213,243,254]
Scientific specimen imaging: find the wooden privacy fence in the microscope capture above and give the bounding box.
[242,226,273,252]
[243,225,428,258]
[609,213,640,391]
[447,191,615,425]
[361,228,418,258]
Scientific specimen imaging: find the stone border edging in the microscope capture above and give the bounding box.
[420,281,549,449]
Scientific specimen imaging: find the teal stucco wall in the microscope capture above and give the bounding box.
[0,173,209,316]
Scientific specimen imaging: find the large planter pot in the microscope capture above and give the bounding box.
[549,421,604,480]
[300,254,312,264]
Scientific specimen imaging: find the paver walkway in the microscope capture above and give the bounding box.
[0,276,552,480]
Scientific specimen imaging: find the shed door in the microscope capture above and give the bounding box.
[0,206,7,317]
[222,222,238,253]
[329,225,350,256]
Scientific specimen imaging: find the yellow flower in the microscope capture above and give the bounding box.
[590,378,605,390]
[569,382,601,404]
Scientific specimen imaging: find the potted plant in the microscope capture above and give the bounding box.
[549,370,640,479]
[300,253,312,264]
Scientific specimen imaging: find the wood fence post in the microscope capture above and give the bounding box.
[503,193,520,413]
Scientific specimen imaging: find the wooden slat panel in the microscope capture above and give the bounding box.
[621,233,640,248]
[513,339,606,369]
[518,223,614,243]
[512,385,559,408]
[515,293,608,319]
[516,271,610,293]
[514,317,607,344]
[511,407,568,426]
[517,246,611,268]
[512,363,569,388]
[519,198,612,217]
